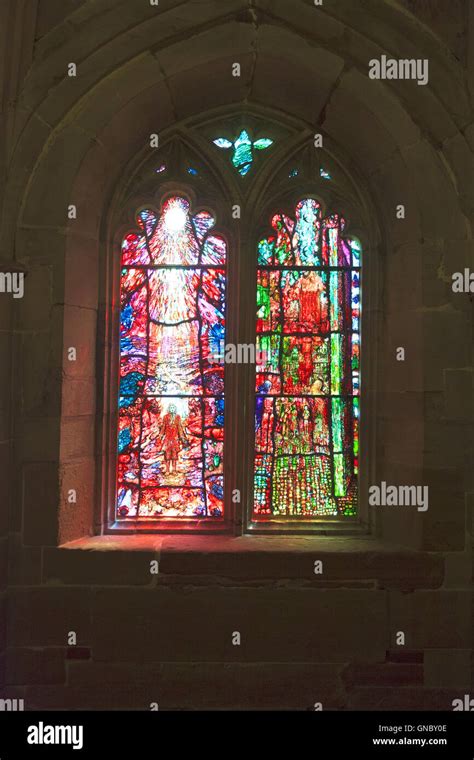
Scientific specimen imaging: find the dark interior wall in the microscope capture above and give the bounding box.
[0,0,39,698]
[0,0,473,709]
[399,0,468,62]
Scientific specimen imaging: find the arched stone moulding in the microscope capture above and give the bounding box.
[7,0,472,252]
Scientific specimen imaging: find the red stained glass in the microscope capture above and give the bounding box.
[117,197,226,521]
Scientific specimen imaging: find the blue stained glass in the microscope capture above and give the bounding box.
[119,371,144,401]
[118,428,131,453]
[121,303,133,331]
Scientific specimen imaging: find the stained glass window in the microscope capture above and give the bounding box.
[117,196,226,521]
[253,198,360,520]
[213,130,273,175]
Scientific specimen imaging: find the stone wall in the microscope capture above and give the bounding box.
[1,0,473,710]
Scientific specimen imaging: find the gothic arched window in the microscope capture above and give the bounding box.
[117,196,227,523]
[253,199,361,524]
[109,121,363,533]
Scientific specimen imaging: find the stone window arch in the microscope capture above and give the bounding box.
[97,113,378,535]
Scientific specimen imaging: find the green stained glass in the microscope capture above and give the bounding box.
[331,333,342,394]
[332,397,343,451]
[257,281,270,320]
[330,271,339,331]
[329,227,338,266]
[213,129,273,176]
[334,453,345,497]
[253,138,273,150]
[253,198,361,521]
[353,397,359,475]
[258,238,274,265]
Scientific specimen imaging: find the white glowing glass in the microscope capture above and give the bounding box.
[164,204,187,233]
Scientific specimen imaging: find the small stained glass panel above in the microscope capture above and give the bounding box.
[212,129,273,176]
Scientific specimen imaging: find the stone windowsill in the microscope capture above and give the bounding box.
[40,534,446,590]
